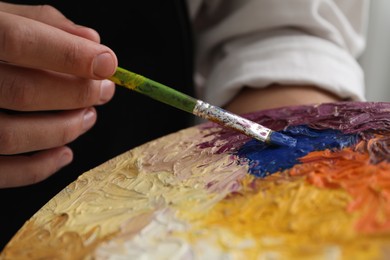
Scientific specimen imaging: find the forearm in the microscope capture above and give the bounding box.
[225,84,342,114]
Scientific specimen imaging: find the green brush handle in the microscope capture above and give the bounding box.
[109,67,296,147]
[110,67,197,114]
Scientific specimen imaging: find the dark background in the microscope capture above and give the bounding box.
[0,0,194,250]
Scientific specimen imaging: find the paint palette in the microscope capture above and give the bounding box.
[2,101,390,259]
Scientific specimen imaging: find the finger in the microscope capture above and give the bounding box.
[0,2,100,42]
[0,63,115,111]
[0,11,117,79]
[0,146,73,188]
[0,108,97,155]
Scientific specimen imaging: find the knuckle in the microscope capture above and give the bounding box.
[27,5,66,26]
[0,23,29,62]
[35,4,61,17]
[60,129,75,145]
[75,80,100,105]
[62,41,81,70]
[0,74,35,110]
[0,124,18,155]
[60,121,81,145]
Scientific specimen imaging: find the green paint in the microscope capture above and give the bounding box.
[110,67,197,113]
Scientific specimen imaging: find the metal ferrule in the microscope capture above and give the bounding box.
[193,100,271,142]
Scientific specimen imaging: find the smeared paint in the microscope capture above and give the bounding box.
[268,130,297,147]
[183,173,389,259]
[237,125,359,177]
[1,127,247,259]
[198,101,390,153]
[4,101,390,260]
[194,100,285,145]
[291,141,390,234]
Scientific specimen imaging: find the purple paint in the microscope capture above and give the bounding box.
[198,102,390,154]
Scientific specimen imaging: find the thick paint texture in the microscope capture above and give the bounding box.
[189,173,386,259]
[3,102,390,259]
[237,125,359,177]
[291,141,390,234]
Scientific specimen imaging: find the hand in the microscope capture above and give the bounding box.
[225,84,342,114]
[0,3,118,188]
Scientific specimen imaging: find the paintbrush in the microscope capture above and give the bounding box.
[109,67,296,147]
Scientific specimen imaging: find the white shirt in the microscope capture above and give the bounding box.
[187,0,369,107]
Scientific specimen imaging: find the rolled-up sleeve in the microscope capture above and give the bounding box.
[189,0,369,106]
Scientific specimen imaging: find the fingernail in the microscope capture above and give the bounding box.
[99,79,115,104]
[93,52,116,78]
[58,150,73,168]
[82,108,96,132]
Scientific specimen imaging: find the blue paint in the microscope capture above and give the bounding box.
[237,125,359,178]
[269,131,297,148]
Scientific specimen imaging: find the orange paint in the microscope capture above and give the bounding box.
[290,139,390,234]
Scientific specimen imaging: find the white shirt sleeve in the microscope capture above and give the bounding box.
[188,0,370,107]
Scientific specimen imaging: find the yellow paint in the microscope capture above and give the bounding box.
[109,67,145,90]
[291,144,390,234]
[2,126,390,259]
[181,173,389,259]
